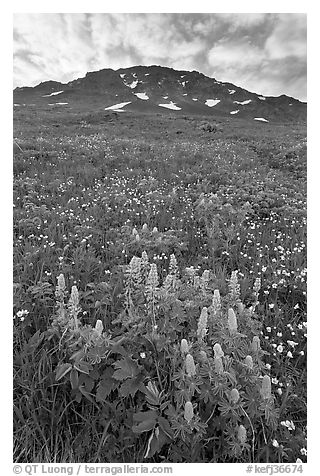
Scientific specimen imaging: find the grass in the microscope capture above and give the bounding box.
[13,106,307,463]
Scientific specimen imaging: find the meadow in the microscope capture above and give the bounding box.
[13,106,307,463]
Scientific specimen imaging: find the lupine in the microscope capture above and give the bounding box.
[199,350,208,362]
[142,223,148,232]
[252,336,261,352]
[261,375,272,399]
[152,226,158,234]
[201,270,210,293]
[197,307,208,340]
[146,263,159,290]
[229,270,241,303]
[55,273,66,301]
[132,227,138,236]
[237,425,247,444]
[185,353,196,377]
[94,319,103,336]
[228,308,238,334]
[184,401,194,423]
[214,356,224,374]
[213,343,224,358]
[244,355,254,369]
[230,388,240,404]
[180,339,189,355]
[68,285,80,329]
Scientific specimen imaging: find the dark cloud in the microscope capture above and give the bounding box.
[13,13,307,101]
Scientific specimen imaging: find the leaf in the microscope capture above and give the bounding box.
[79,385,95,403]
[144,427,171,459]
[113,357,140,381]
[133,410,158,423]
[158,416,173,438]
[69,369,79,390]
[119,375,145,398]
[55,363,72,381]
[96,367,117,402]
[74,360,93,375]
[132,419,156,434]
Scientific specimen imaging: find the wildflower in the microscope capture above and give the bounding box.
[213,343,224,358]
[56,273,66,299]
[280,420,295,431]
[140,352,146,359]
[152,226,158,233]
[135,233,140,242]
[272,439,279,448]
[277,344,284,353]
[94,319,103,336]
[237,425,247,444]
[142,223,148,231]
[229,270,240,302]
[132,227,138,236]
[184,401,194,423]
[287,351,293,358]
[269,303,275,309]
[300,448,307,456]
[244,355,254,369]
[227,308,238,334]
[229,388,240,404]
[252,336,261,352]
[214,357,224,374]
[296,459,303,463]
[180,339,189,355]
[266,363,271,370]
[277,388,283,396]
[201,270,210,292]
[199,350,207,362]
[197,307,208,340]
[146,263,159,289]
[185,354,196,377]
[212,289,221,312]
[261,375,272,399]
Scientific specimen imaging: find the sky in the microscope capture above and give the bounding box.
[13,13,307,101]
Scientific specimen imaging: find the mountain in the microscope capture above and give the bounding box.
[13,65,306,123]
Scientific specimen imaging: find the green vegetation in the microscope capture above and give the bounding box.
[13,107,307,463]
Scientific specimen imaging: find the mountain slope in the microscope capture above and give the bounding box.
[13,65,306,123]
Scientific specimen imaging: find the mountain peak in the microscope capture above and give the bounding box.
[13,65,306,123]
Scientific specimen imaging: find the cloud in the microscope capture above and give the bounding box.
[265,13,307,60]
[13,13,307,100]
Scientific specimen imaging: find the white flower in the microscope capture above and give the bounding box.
[287,351,293,358]
[140,352,146,359]
[277,344,284,353]
[272,439,279,448]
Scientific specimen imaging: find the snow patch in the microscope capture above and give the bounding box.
[254,117,269,122]
[230,110,239,115]
[105,101,131,111]
[162,96,168,99]
[48,102,68,106]
[228,89,236,94]
[119,74,126,78]
[258,96,266,100]
[42,90,64,97]
[158,101,181,111]
[134,92,149,100]
[14,104,20,106]
[125,80,138,89]
[192,98,198,101]
[182,93,187,96]
[234,99,252,105]
[205,99,220,107]
[145,73,150,76]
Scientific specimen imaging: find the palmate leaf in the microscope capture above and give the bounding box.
[119,374,145,397]
[113,357,140,381]
[132,410,158,434]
